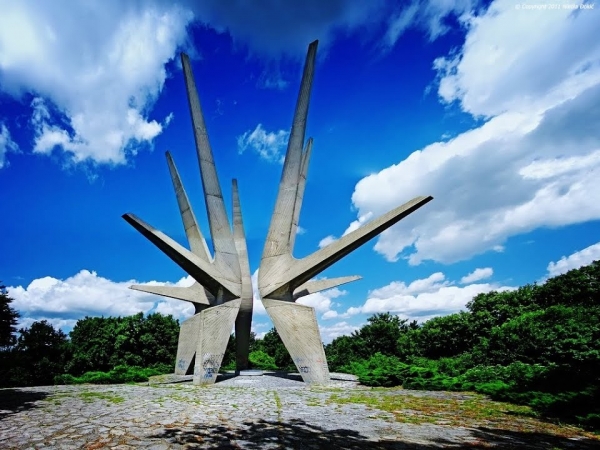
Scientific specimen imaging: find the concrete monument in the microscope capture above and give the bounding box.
[122,40,433,385]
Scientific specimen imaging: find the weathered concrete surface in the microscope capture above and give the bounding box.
[122,55,253,376]
[180,53,241,287]
[2,379,599,449]
[192,300,241,385]
[122,213,240,299]
[173,314,201,376]
[166,151,212,262]
[263,299,329,384]
[293,275,361,300]
[232,180,253,371]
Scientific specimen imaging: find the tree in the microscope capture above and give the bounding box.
[67,313,180,375]
[67,316,119,375]
[414,312,472,359]
[0,283,19,348]
[325,335,356,371]
[258,328,294,371]
[351,313,416,359]
[13,320,69,386]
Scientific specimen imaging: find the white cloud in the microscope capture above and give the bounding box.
[8,270,196,332]
[342,212,374,236]
[546,241,600,277]
[316,212,373,250]
[250,269,267,315]
[345,272,514,322]
[0,1,192,167]
[251,321,271,340]
[237,124,289,163]
[435,0,600,118]
[383,0,477,49]
[318,235,337,248]
[460,267,493,284]
[297,287,347,320]
[348,0,600,266]
[297,226,307,235]
[319,321,360,343]
[0,123,19,169]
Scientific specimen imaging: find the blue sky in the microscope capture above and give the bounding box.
[1,0,599,342]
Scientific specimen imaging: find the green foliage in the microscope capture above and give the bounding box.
[256,328,295,371]
[341,353,408,387]
[354,313,417,359]
[412,312,472,359]
[330,261,600,431]
[54,364,171,385]
[0,283,19,348]
[66,313,179,375]
[248,350,277,370]
[1,311,179,388]
[2,320,70,387]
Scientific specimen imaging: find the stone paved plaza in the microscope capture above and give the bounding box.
[1,374,598,449]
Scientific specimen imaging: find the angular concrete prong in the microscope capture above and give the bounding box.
[165,151,212,261]
[232,179,253,371]
[129,282,213,306]
[289,138,313,252]
[292,275,361,300]
[263,298,329,384]
[260,195,434,298]
[193,299,242,385]
[260,41,318,266]
[122,213,241,298]
[180,53,241,284]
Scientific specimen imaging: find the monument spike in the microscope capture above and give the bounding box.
[121,39,434,385]
[122,213,241,298]
[292,275,361,300]
[165,151,212,261]
[289,138,313,253]
[260,40,318,271]
[232,179,253,371]
[129,283,213,306]
[180,53,241,285]
[260,195,433,297]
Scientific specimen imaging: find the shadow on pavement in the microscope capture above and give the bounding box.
[0,388,48,420]
[151,418,600,449]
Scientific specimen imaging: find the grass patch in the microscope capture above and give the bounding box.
[326,388,600,440]
[79,391,124,404]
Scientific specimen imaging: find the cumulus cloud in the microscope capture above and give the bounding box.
[8,270,196,332]
[250,269,266,315]
[237,124,289,163]
[319,321,360,343]
[297,287,348,320]
[348,0,600,265]
[318,235,337,248]
[0,1,192,167]
[0,123,19,169]
[382,0,478,49]
[345,271,513,323]
[460,267,493,284]
[317,212,374,249]
[546,241,600,277]
[435,0,600,118]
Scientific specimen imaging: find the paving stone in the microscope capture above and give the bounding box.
[1,375,598,449]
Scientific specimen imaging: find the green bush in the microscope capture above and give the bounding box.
[53,364,170,385]
[248,351,278,371]
[342,353,409,387]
